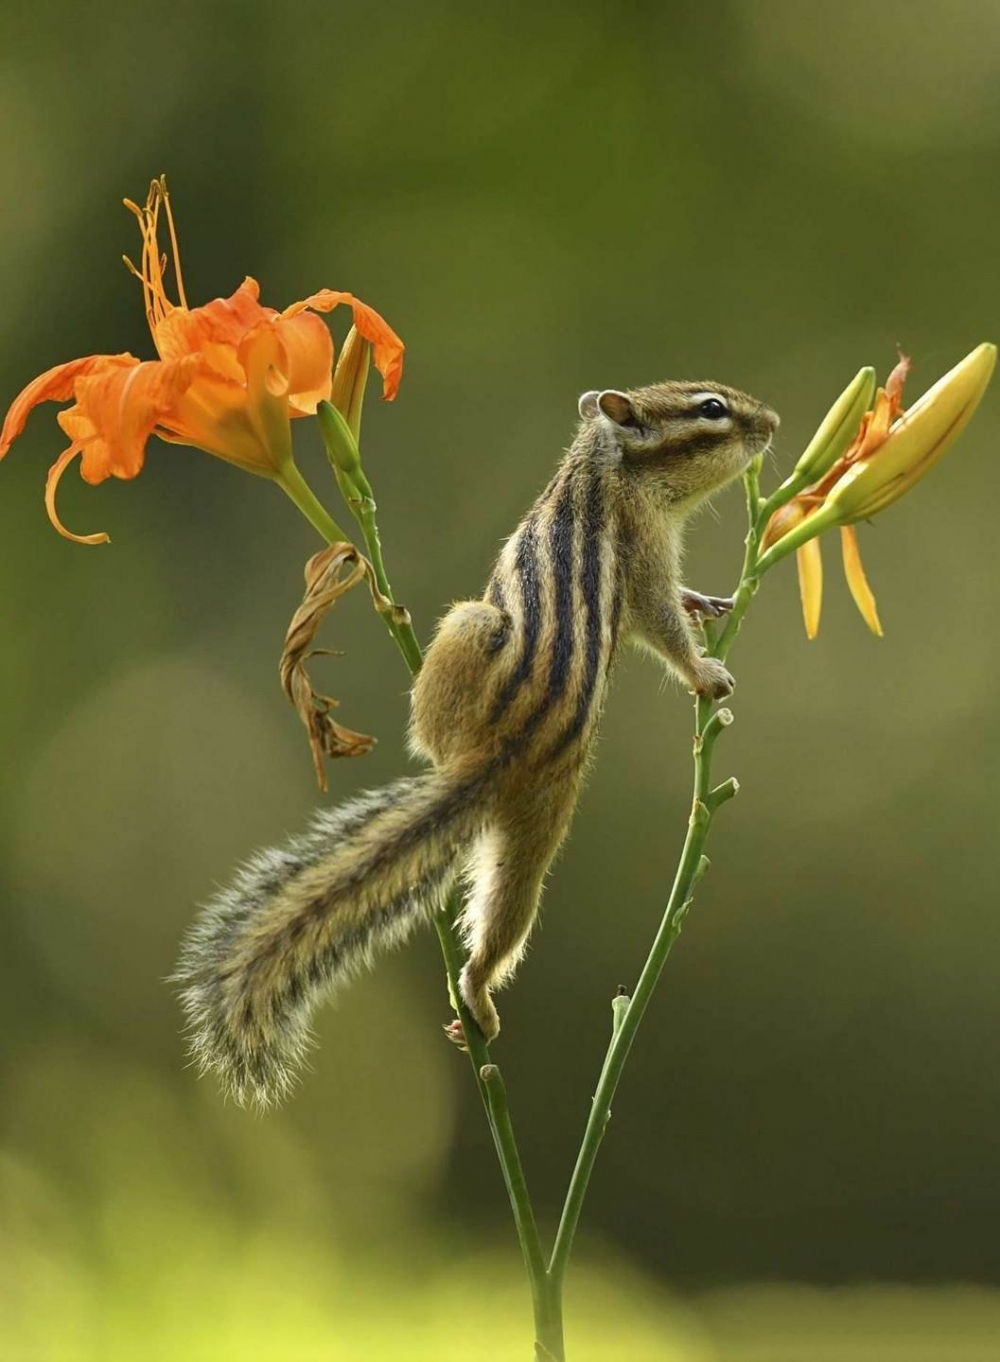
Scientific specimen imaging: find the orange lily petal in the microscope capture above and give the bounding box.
[273,311,334,415]
[841,526,883,637]
[0,354,136,458]
[44,445,110,545]
[760,499,801,553]
[796,538,823,640]
[852,364,907,464]
[57,356,201,484]
[152,278,334,413]
[857,395,892,459]
[284,290,404,400]
[152,277,274,375]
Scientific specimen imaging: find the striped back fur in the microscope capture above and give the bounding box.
[415,446,624,781]
[497,451,622,767]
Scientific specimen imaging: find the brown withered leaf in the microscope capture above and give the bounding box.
[279,543,395,791]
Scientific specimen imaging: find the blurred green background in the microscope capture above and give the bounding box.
[3,1,1000,1357]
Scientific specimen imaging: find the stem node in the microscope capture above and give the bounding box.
[690,798,711,829]
[707,776,740,810]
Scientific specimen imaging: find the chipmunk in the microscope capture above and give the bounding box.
[176,379,778,1107]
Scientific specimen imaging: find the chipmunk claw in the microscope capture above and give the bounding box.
[443,1019,469,1052]
[682,590,734,619]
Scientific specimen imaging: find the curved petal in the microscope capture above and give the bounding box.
[153,277,275,377]
[841,526,883,637]
[283,290,404,400]
[45,445,111,545]
[57,356,201,484]
[796,538,824,640]
[273,311,334,415]
[1,353,136,457]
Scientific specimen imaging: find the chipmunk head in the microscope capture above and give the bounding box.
[578,380,778,503]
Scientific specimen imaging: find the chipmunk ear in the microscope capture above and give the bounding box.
[578,390,601,419]
[597,390,639,428]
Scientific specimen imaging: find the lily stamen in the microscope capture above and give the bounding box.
[157,177,188,309]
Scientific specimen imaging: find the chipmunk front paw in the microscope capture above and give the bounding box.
[691,657,735,700]
[681,590,734,619]
[443,1019,470,1052]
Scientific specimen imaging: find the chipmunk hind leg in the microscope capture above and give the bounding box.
[409,600,512,766]
[458,780,580,1041]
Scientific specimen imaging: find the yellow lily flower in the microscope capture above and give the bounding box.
[759,344,995,638]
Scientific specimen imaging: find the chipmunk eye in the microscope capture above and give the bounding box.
[698,398,729,420]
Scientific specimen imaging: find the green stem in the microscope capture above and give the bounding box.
[352,490,424,674]
[548,458,763,1297]
[276,460,352,546]
[548,693,733,1290]
[433,913,562,1358]
[280,454,554,1355]
[316,427,425,677]
[481,1068,554,1327]
[714,452,764,662]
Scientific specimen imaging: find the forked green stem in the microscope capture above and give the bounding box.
[549,455,766,1302]
[288,432,778,1360]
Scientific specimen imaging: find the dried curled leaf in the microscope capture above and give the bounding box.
[279,543,397,790]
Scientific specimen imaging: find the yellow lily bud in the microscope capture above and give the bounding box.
[758,343,996,577]
[825,342,996,523]
[330,325,371,444]
[790,365,877,485]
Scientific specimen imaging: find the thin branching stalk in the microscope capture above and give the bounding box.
[306,424,774,1360]
[548,455,767,1302]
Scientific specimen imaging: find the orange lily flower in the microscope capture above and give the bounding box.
[0,177,405,543]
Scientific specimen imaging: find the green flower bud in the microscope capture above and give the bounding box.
[317,398,363,482]
[330,325,371,443]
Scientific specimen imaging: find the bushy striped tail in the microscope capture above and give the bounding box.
[174,770,488,1109]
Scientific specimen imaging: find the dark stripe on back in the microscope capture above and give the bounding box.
[484,577,512,652]
[609,553,625,655]
[489,516,542,721]
[551,467,607,757]
[546,475,577,707]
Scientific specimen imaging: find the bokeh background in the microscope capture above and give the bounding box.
[3,2,1000,1358]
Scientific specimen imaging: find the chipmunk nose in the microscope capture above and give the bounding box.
[759,404,780,432]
